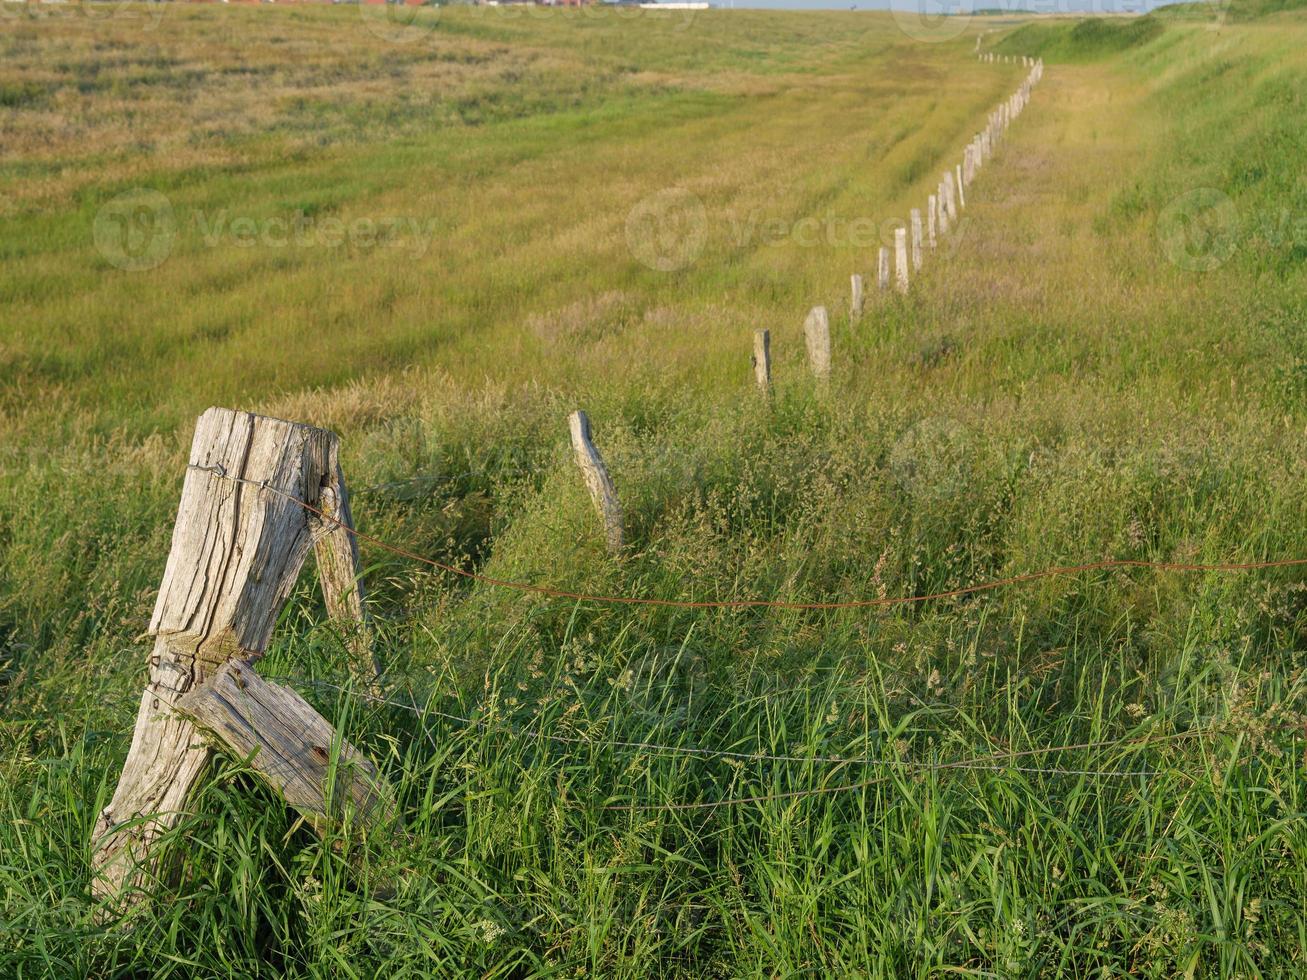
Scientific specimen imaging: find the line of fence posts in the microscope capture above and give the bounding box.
[89,54,1048,914]
[727,55,1042,404]
[854,54,1041,301]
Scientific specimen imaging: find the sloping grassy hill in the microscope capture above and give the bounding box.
[2,5,1307,976]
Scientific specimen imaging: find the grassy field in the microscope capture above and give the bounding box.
[3,1,1307,976]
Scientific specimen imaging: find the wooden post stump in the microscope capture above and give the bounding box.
[92,407,382,908]
[909,209,923,272]
[804,306,831,380]
[927,195,938,249]
[850,274,864,321]
[752,329,772,393]
[877,247,890,291]
[569,410,624,554]
[894,228,909,294]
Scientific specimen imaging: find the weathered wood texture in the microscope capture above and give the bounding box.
[956,164,966,209]
[894,228,909,294]
[909,210,923,272]
[752,329,771,392]
[927,195,938,249]
[309,452,377,680]
[850,273,864,321]
[569,410,624,554]
[176,661,394,837]
[92,407,341,903]
[803,306,831,380]
[877,247,890,291]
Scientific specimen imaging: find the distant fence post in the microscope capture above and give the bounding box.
[752,328,771,393]
[894,228,909,294]
[909,209,923,272]
[804,305,831,380]
[938,178,951,236]
[850,273,864,321]
[927,195,938,249]
[569,410,624,554]
[877,247,890,291]
[956,164,966,209]
[91,407,391,908]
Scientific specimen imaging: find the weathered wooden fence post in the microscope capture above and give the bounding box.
[956,164,966,209]
[850,273,864,321]
[310,449,380,681]
[569,410,624,554]
[894,227,909,294]
[752,328,771,393]
[938,180,951,236]
[928,194,938,249]
[92,408,389,908]
[877,247,890,291]
[909,209,923,272]
[804,305,831,380]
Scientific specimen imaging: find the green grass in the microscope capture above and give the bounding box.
[996,15,1165,61]
[3,5,1307,977]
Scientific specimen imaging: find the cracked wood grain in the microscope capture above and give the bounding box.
[92,407,338,906]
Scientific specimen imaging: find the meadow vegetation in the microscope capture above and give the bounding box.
[2,2,1307,976]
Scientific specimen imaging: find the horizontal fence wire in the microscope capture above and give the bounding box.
[190,462,1307,612]
[279,676,1224,810]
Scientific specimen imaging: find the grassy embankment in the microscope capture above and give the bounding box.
[2,3,1307,976]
